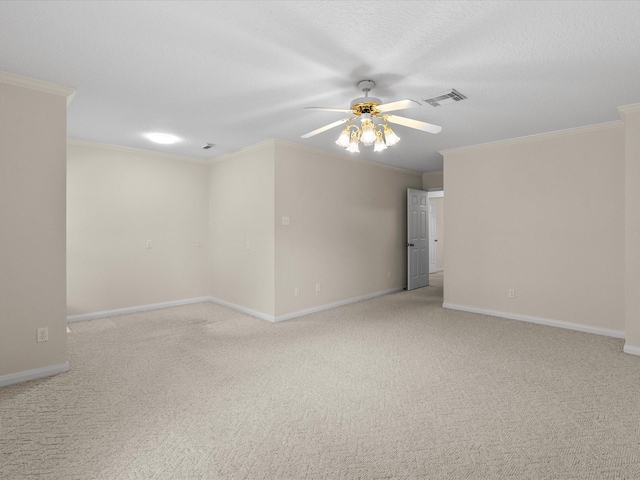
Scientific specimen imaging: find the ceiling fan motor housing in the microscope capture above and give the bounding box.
[350,80,382,116]
[300,78,442,140]
[350,97,382,113]
[351,80,381,114]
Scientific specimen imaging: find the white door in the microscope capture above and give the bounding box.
[428,198,437,274]
[407,188,429,290]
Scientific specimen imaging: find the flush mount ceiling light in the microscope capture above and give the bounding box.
[146,132,180,144]
[301,80,441,153]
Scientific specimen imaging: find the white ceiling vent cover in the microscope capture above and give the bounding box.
[424,89,467,107]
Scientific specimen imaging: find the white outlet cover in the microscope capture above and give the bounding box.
[37,327,48,342]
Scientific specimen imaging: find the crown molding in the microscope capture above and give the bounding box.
[440,120,623,156]
[67,138,207,165]
[273,139,423,177]
[208,138,277,165]
[0,71,76,105]
[209,138,422,177]
[618,103,640,119]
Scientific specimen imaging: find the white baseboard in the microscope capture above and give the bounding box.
[273,288,404,322]
[68,289,406,326]
[67,297,211,323]
[623,343,640,356]
[442,303,626,339]
[0,362,69,388]
[210,288,404,323]
[208,297,275,322]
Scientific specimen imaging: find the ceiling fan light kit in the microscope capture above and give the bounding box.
[302,80,441,154]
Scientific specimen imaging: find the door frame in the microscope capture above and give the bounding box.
[406,188,429,290]
[427,189,444,274]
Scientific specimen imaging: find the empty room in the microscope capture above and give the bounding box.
[1,1,640,479]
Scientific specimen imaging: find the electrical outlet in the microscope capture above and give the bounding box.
[37,327,48,343]
[294,287,300,297]
[282,216,290,226]
[315,283,321,293]
[508,289,515,298]
[197,240,202,247]
[146,240,152,249]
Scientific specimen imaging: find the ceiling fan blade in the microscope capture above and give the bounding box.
[385,114,442,134]
[376,99,421,113]
[304,107,354,113]
[301,117,354,138]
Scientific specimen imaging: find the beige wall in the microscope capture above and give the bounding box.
[0,76,72,380]
[423,170,443,190]
[66,138,418,322]
[443,123,625,334]
[274,142,422,317]
[434,197,445,271]
[209,142,276,317]
[620,105,640,352]
[67,141,210,316]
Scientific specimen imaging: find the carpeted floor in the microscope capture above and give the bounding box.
[1,277,639,479]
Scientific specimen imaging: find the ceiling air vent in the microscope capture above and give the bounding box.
[424,89,466,107]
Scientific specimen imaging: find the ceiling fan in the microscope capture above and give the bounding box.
[301,80,442,153]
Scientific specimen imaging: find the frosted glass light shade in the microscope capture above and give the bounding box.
[360,119,376,145]
[374,130,388,152]
[335,128,351,148]
[383,125,400,146]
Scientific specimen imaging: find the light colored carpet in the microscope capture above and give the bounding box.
[428,272,443,288]
[1,279,640,479]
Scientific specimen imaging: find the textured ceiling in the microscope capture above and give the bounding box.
[1,1,640,173]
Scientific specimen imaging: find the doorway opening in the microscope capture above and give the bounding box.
[406,188,444,291]
[428,189,444,290]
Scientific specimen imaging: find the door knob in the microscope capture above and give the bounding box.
[406,243,415,247]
